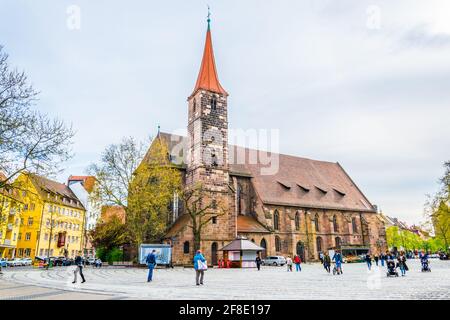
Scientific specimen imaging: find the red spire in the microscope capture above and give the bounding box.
[191,23,228,97]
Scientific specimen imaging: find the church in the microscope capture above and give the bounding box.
[142,17,387,265]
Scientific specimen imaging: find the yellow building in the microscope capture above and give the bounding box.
[14,173,86,260]
[0,179,22,259]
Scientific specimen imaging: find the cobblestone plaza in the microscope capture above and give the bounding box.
[0,259,449,300]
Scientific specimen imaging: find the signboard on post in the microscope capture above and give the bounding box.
[139,244,172,265]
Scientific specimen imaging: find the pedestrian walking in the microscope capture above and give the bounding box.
[293,255,302,272]
[255,255,262,271]
[332,250,343,274]
[380,253,385,267]
[365,253,372,270]
[397,251,408,276]
[286,256,293,272]
[194,250,207,285]
[323,252,331,273]
[374,254,379,267]
[319,251,324,264]
[72,252,86,284]
[146,249,157,282]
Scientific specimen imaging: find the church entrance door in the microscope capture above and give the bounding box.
[260,238,267,258]
[296,241,306,262]
[211,242,218,265]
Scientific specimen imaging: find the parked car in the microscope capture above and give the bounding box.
[19,258,33,266]
[87,257,96,265]
[0,258,7,268]
[6,258,22,267]
[262,256,286,266]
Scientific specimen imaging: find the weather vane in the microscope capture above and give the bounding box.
[207,5,211,26]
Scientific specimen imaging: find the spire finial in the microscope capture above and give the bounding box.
[157,124,160,136]
[207,5,211,29]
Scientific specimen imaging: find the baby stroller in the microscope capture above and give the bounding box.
[421,258,431,272]
[386,259,399,277]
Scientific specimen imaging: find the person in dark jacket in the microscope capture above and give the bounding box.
[323,252,331,273]
[72,252,86,284]
[374,254,379,266]
[255,255,262,271]
[365,253,372,270]
[397,251,408,276]
[380,253,385,267]
[146,250,157,282]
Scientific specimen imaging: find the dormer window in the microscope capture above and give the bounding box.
[210,96,217,110]
[277,180,291,189]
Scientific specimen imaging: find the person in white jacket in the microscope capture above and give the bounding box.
[286,256,293,272]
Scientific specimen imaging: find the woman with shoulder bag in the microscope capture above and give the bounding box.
[194,250,207,286]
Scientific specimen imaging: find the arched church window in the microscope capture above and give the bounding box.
[335,237,341,249]
[295,212,300,231]
[183,241,190,254]
[193,98,196,113]
[314,213,320,232]
[352,217,358,233]
[333,215,339,232]
[275,236,281,252]
[211,152,218,167]
[273,210,280,231]
[211,96,217,110]
[316,236,323,253]
[236,184,242,215]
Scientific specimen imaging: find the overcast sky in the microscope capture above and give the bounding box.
[2,0,449,225]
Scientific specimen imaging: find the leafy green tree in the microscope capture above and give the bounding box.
[88,137,182,261]
[425,161,450,253]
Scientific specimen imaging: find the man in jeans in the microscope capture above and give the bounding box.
[146,250,157,282]
[72,251,86,284]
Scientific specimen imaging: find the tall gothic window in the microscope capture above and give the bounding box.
[316,236,323,253]
[295,212,300,231]
[275,236,281,252]
[193,98,196,113]
[352,217,358,233]
[236,184,242,215]
[211,96,217,110]
[314,214,320,232]
[333,215,339,232]
[335,237,341,248]
[273,210,280,231]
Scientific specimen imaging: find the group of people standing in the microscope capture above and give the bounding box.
[364,250,410,276]
[285,255,302,272]
[319,250,343,274]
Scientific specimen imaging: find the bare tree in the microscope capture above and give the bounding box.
[0,45,74,189]
[181,183,227,253]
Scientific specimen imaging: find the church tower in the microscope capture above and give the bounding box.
[187,16,229,194]
[186,15,233,247]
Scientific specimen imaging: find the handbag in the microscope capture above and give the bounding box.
[197,260,208,271]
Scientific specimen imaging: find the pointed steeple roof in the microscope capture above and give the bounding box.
[191,18,228,97]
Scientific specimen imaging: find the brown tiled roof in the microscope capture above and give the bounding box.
[152,132,376,213]
[68,175,96,193]
[165,214,190,238]
[237,215,270,233]
[100,205,126,223]
[28,174,85,210]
